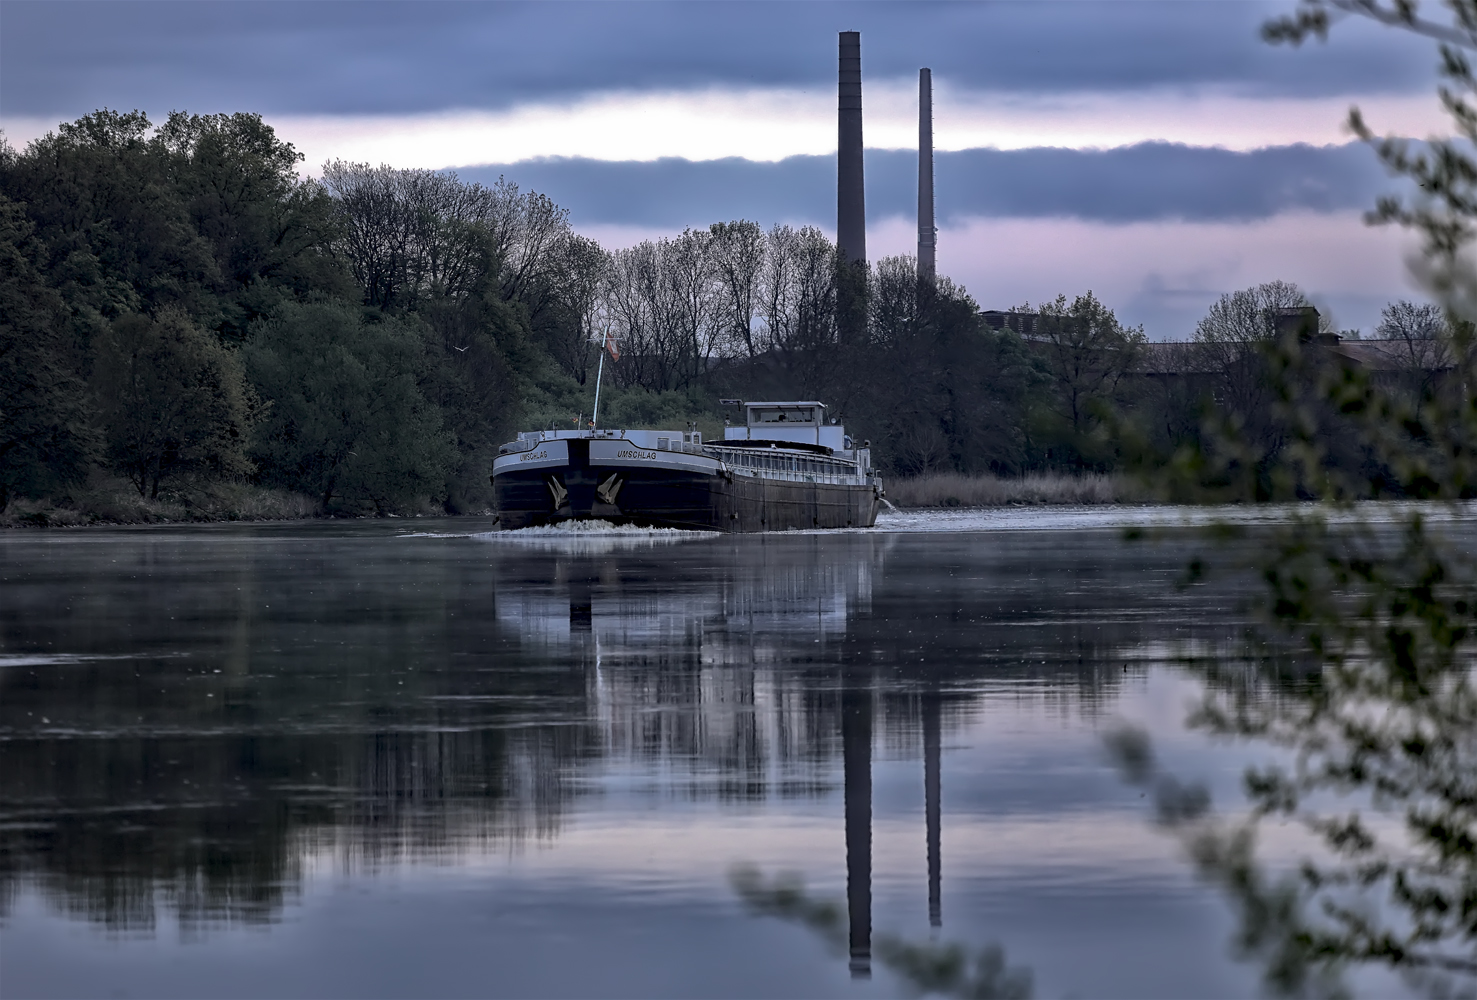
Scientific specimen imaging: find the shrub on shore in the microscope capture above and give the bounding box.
[886,471,1137,508]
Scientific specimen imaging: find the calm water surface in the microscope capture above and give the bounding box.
[0,509,1337,998]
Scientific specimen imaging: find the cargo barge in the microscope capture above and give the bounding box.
[491,402,882,532]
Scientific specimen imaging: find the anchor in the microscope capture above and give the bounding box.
[595,473,623,506]
[546,476,569,508]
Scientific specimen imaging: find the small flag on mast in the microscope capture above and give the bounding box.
[603,332,620,361]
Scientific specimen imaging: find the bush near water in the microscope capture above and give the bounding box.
[0,110,1449,524]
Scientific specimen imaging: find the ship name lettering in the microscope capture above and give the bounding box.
[518,449,549,463]
[616,449,657,460]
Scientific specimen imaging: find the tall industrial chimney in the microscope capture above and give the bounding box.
[837,31,866,265]
[917,67,936,283]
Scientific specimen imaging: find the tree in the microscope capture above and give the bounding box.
[662,227,717,388]
[542,234,608,386]
[1030,291,1144,469]
[244,299,455,513]
[863,256,947,474]
[322,162,494,312]
[155,112,346,335]
[761,225,837,394]
[1190,280,1311,462]
[1,110,220,322]
[604,230,718,392]
[0,194,100,510]
[708,220,765,359]
[416,287,523,513]
[92,309,254,498]
[1376,299,1455,416]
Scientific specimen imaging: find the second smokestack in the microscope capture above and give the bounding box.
[917,67,936,283]
[838,31,866,266]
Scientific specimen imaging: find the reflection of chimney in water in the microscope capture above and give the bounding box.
[843,684,873,978]
[923,689,942,927]
[569,577,592,633]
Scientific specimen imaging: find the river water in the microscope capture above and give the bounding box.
[0,508,1380,998]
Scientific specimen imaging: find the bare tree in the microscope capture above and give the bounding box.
[869,255,920,351]
[544,235,610,386]
[791,227,838,357]
[605,241,672,391]
[709,220,765,359]
[488,181,573,320]
[321,164,579,323]
[601,230,720,391]
[1191,280,1309,433]
[321,162,502,310]
[1376,299,1455,415]
[663,228,716,387]
[759,224,801,355]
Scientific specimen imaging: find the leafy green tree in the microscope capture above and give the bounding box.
[843,258,1042,477]
[245,299,455,513]
[155,111,349,337]
[0,110,219,322]
[938,292,1044,476]
[92,309,254,498]
[0,194,100,509]
[860,256,948,474]
[416,287,523,512]
[1029,291,1144,469]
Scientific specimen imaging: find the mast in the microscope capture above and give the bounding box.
[591,345,606,429]
[917,67,936,283]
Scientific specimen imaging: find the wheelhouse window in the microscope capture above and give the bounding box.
[750,406,816,425]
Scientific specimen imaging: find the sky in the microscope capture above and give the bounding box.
[0,0,1450,337]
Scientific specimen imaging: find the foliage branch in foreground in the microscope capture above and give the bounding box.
[1104,4,1477,995]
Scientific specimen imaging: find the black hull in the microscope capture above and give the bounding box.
[495,441,879,532]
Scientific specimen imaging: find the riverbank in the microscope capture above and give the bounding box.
[886,471,1144,508]
[1,478,325,527]
[5,471,1146,526]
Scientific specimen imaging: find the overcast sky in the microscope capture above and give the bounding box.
[0,0,1447,336]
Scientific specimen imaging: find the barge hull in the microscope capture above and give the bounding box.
[494,441,878,532]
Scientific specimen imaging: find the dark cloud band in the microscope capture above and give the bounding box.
[1,0,1434,117]
[456,142,1394,229]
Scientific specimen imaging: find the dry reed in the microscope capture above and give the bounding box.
[1,477,322,527]
[885,471,1141,508]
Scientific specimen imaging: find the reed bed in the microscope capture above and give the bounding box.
[885,471,1142,508]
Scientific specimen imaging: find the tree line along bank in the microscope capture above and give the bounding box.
[0,110,1451,519]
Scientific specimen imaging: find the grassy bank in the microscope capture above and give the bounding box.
[1,477,325,527]
[885,471,1142,508]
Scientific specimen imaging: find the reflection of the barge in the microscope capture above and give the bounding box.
[0,523,1217,939]
[492,531,929,976]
